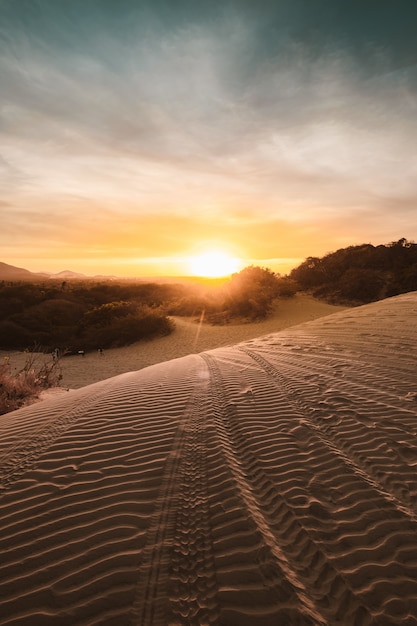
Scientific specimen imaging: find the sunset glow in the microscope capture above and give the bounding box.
[1,1,416,278]
[187,251,242,278]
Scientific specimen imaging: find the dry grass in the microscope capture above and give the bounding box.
[0,352,63,415]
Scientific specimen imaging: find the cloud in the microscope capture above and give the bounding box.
[1,0,417,272]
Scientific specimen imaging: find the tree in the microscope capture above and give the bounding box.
[290,257,325,288]
[290,237,417,304]
[225,266,280,320]
[81,301,136,327]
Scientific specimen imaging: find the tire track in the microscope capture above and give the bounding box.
[201,353,330,626]
[131,407,191,625]
[251,343,417,411]
[131,359,218,626]
[168,388,219,625]
[240,347,417,524]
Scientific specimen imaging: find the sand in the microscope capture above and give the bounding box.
[1,294,347,390]
[1,292,417,625]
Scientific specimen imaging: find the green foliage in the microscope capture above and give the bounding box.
[14,298,84,329]
[80,305,174,350]
[0,267,293,351]
[82,301,136,326]
[0,281,177,352]
[290,238,417,304]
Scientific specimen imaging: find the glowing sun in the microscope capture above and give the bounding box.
[188,250,242,278]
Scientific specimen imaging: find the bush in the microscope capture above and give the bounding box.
[0,321,33,350]
[276,277,298,297]
[165,295,212,317]
[290,238,417,304]
[225,266,280,320]
[0,353,63,415]
[81,301,136,326]
[8,299,84,350]
[79,305,174,350]
[336,268,385,303]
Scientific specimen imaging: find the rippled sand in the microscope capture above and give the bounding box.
[1,294,347,389]
[1,293,417,625]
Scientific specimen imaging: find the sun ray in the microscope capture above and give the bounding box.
[187,250,242,278]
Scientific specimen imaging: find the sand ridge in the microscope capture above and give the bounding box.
[1,294,347,390]
[1,293,417,624]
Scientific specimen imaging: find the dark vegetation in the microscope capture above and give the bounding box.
[0,281,178,352]
[0,353,63,415]
[2,238,415,412]
[2,238,416,355]
[166,267,296,323]
[290,238,417,304]
[0,267,296,353]
[0,268,292,413]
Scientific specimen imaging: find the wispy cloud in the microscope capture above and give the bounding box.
[1,0,416,273]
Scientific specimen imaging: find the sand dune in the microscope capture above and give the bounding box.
[1,292,417,625]
[1,294,347,390]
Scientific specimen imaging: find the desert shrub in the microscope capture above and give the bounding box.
[290,257,326,288]
[0,296,26,320]
[0,353,62,415]
[276,277,298,297]
[0,320,32,350]
[313,268,385,304]
[225,266,280,320]
[79,305,174,350]
[165,294,218,317]
[0,283,45,317]
[112,311,174,345]
[290,238,417,304]
[388,263,417,296]
[7,299,84,350]
[82,301,136,326]
[13,299,84,330]
[204,310,231,325]
[0,284,176,352]
[336,268,385,302]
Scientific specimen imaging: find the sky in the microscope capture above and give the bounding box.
[1,0,417,277]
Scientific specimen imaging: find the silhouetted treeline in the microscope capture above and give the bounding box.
[166,267,297,323]
[0,281,181,352]
[0,268,297,352]
[290,238,417,304]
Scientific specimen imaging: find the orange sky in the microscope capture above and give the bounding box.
[1,1,416,278]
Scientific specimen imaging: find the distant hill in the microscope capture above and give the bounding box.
[0,262,118,282]
[49,270,119,281]
[0,262,46,281]
[52,270,88,280]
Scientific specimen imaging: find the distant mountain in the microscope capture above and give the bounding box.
[51,270,88,279]
[50,270,118,281]
[0,262,118,282]
[0,262,46,281]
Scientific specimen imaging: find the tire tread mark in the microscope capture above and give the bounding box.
[168,374,220,624]
[201,353,329,626]
[240,347,417,524]
[131,364,213,626]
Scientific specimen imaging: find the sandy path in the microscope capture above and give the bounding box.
[1,292,417,625]
[1,294,347,389]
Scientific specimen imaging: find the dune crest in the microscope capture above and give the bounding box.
[1,293,417,625]
[1,293,347,390]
